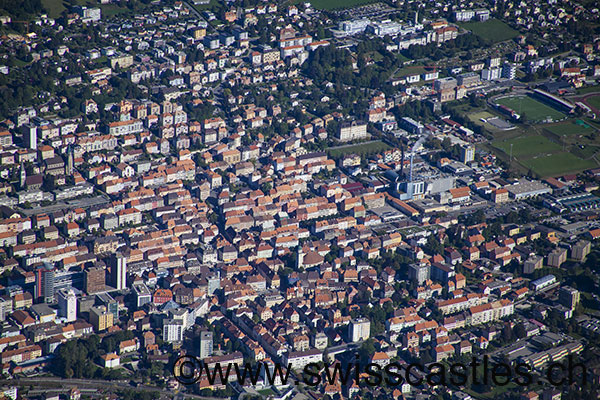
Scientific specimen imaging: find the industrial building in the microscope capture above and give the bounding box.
[530,275,557,291]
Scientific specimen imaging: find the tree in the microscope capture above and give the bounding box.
[513,323,527,339]
[501,323,513,342]
[424,235,444,255]
[358,339,376,364]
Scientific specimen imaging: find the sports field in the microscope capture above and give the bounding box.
[394,65,431,78]
[492,131,598,177]
[544,121,591,137]
[300,0,378,10]
[495,96,565,122]
[458,19,519,43]
[587,95,600,110]
[522,152,596,177]
[328,140,390,158]
[492,135,561,158]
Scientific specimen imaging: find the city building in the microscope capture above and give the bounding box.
[337,121,368,142]
[460,145,475,163]
[571,240,591,262]
[90,306,114,331]
[84,266,105,294]
[22,124,37,150]
[133,283,152,307]
[349,318,370,342]
[34,264,54,303]
[502,63,517,79]
[523,256,543,274]
[558,286,580,309]
[163,318,184,343]
[409,264,430,285]
[57,288,77,322]
[108,252,127,290]
[199,330,213,359]
[547,248,567,268]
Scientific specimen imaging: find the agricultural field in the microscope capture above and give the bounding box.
[495,96,566,122]
[328,140,391,158]
[458,19,519,43]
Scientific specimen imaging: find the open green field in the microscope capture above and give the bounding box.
[468,111,495,121]
[577,85,600,95]
[191,0,214,11]
[522,152,596,177]
[397,53,411,63]
[467,110,511,132]
[495,96,566,122]
[41,0,66,18]
[493,135,561,158]
[296,0,378,10]
[544,120,592,137]
[587,95,600,110]
[42,0,130,18]
[98,3,131,18]
[572,144,599,160]
[458,19,519,43]
[492,128,598,177]
[394,65,434,78]
[328,140,391,158]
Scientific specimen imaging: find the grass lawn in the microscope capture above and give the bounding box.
[545,121,591,136]
[468,111,495,121]
[577,85,600,95]
[394,65,435,78]
[41,0,66,19]
[191,0,213,11]
[495,96,565,122]
[98,3,133,18]
[397,53,411,63]
[522,152,596,177]
[587,95,600,110]
[458,19,519,43]
[300,0,379,10]
[42,0,130,18]
[492,135,561,158]
[571,144,599,160]
[328,140,391,158]
[368,51,384,62]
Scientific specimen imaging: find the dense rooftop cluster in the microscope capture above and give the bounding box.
[0,0,599,399]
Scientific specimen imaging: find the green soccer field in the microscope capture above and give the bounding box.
[587,95,600,110]
[544,121,591,136]
[458,19,519,43]
[328,140,391,158]
[492,131,599,177]
[495,96,566,122]
[298,0,378,10]
[521,152,597,177]
[492,135,562,158]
